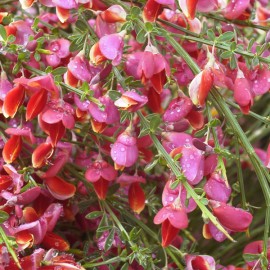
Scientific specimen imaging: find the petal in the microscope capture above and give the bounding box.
[128,182,145,214]
[0,175,13,191]
[179,0,199,19]
[32,143,54,168]
[3,135,22,164]
[41,231,70,251]
[210,200,253,232]
[26,88,48,121]
[44,176,76,200]
[143,0,162,22]
[93,178,109,200]
[85,167,101,182]
[56,6,70,23]
[161,219,180,247]
[16,187,41,205]
[223,0,250,20]
[43,203,63,231]
[100,5,126,23]
[19,0,36,9]
[3,85,25,118]
[68,56,92,82]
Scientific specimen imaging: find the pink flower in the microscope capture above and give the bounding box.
[137,44,170,94]
[114,90,148,112]
[210,200,253,232]
[185,254,216,270]
[46,38,70,67]
[223,0,250,20]
[111,130,139,170]
[204,173,231,203]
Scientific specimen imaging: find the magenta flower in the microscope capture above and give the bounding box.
[114,90,148,112]
[111,130,139,170]
[210,200,253,232]
[46,38,70,67]
[185,254,216,270]
[223,0,250,20]
[204,173,231,203]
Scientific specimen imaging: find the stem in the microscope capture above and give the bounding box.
[166,247,185,270]
[83,257,122,267]
[202,13,269,31]
[235,141,247,209]
[0,227,21,269]
[157,20,270,64]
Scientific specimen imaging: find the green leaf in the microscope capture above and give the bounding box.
[217,32,234,42]
[51,67,67,76]
[138,127,150,138]
[131,6,141,16]
[145,22,153,32]
[108,90,121,101]
[7,34,15,43]
[220,51,232,59]
[173,153,182,161]
[229,54,237,69]
[120,263,129,270]
[149,114,161,131]
[207,29,216,41]
[76,19,88,32]
[200,198,209,205]
[144,159,159,173]
[243,253,260,262]
[209,118,221,127]
[0,211,9,223]
[104,228,115,252]
[136,28,147,44]
[120,111,131,123]
[0,24,7,41]
[194,127,207,138]
[230,41,237,51]
[97,226,113,233]
[85,211,103,219]
[247,38,255,51]
[170,180,180,190]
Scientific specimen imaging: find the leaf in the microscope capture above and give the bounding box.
[194,127,207,138]
[220,51,232,59]
[144,159,159,173]
[96,226,113,233]
[207,29,216,41]
[108,90,121,101]
[51,67,68,76]
[229,54,237,69]
[0,211,9,223]
[149,114,161,131]
[145,22,153,32]
[243,253,261,262]
[0,24,7,41]
[170,180,180,190]
[136,28,147,44]
[85,211,103,219]
[247,38,255,51]
[120,263,129,270]
[209,118,221,127]
[104,228,115,252]
[131,6,141,16]
[217,32,234,42]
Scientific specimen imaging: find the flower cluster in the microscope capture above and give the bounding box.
[0,0,270,269]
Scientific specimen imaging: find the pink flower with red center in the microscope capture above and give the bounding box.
[90,31,126,66]
[85,160,117,200]
[185,254,216,270]
[137,44,170,94]
[114,90,148,112]
[110,129,139,170]
[154,205,188,247]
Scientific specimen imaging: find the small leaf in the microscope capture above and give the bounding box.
[96,226,113,233]
[138,127,150,138]
[194,127,208,138]
[144,159,159,173]
[108,90,121,101]
[0,25,7,41]
[85,211,103,219]
[136,28,147,44]
[170,180,180,190]
[51,67,68,76]
[200,198,209,205]
[121,263,129,270]
[243,253,261,262]
[173,153,182,161]
[149,114,161,131]
[145,22,153,32]
[131,6,141,16]
[0,211,9,223]
[104,229,115,252]
[247,38,255,51]
[229,54,237,69]
[217,32,234,42]
[220,51,232,59]
[209,118,221,127]
[207,29,216,41]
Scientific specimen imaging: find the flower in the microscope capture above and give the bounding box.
[110,129,139,170]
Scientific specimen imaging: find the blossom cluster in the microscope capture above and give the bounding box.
[0,0,270,269]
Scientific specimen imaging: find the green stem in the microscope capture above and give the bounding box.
[0,227,21,269]
[202,13,269,31]
[157,20,270,64]
[235,141,247,209]
[166,247,185,270]
[83,257,122,268]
